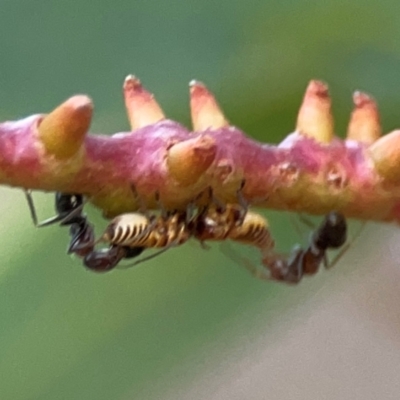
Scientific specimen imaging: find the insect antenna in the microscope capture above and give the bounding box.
[24,189,89,227]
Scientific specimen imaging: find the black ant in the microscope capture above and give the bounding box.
[234,211,348,284]
[24,191,144,272]
[24,188,349,284]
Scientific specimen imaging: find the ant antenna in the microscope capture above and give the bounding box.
[24,190,88,227]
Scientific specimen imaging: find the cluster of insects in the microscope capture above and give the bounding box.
[24,183,348,284]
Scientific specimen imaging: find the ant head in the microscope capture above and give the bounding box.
[55,192,84,223]
[317,211,347,249]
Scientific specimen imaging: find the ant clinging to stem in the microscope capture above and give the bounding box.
[254,211,347,284]
[190,185,348,284]
[23,182,349,284]
[24,190,145,272]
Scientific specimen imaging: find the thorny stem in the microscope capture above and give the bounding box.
[0,76,399,223]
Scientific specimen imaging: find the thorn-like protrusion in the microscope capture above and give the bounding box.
[347,91,381,144]
[123,75,165,131]
[296,80,334,144]
[37,95,92,159]
[369,130,400,183]
[167,134,216,186]
[190,80,229,131]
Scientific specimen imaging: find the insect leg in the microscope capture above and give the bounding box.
[235,179,248,224]
[24,190,68,227]
[208,187,226,212]
[24,190,88,227]
[130,183,152,218]
[324,220,366,270]
[120,238,182,268]
[219,241,271,281]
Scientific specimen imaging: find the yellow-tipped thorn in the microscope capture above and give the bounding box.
[369,130,400,184]
[296,80,334,144]
[123,75,165,131]
[347,91,381,145]
[189,80,229,131]
[167,135,216,186]
[37,95,92,159]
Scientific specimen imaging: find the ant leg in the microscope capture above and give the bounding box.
[207,187,226,212]
[236,179,248,224]
[128,184,162,242]
[119,248,170,268]
[24,190,87,227]
[287,212,316,247]
[57,201,87,226]
[221,240,305,284]
[219,241,271,281]
[192,187,213,220]
[186,190,207,225]
[130,183,152,218]
[154,191,169,218]
[288,213,307,242]
[121,239,182,268]
[298,213,316,229]
[198,240,211,250]
[24,190,64,227]
[185,201,196,225]
[325,221,365,270]
[24,189,41,226]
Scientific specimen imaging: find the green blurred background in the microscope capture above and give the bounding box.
[1,1,400,399]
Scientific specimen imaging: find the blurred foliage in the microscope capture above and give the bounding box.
[0,0,399,399]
